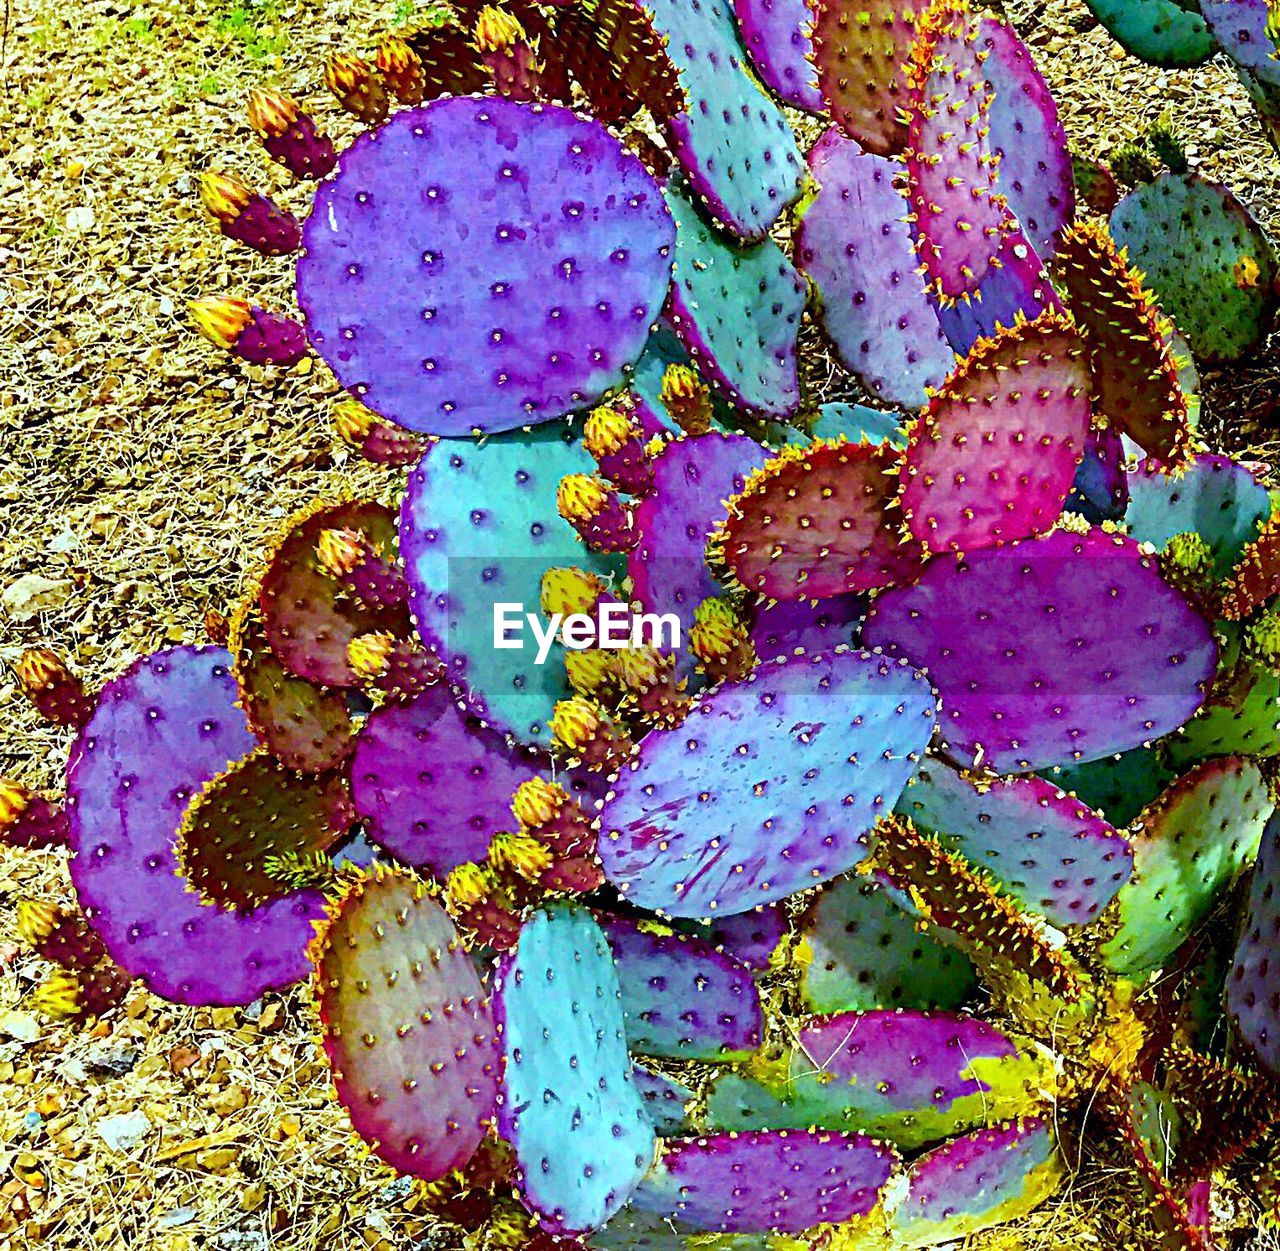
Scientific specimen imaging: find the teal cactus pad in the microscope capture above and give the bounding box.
[1110,173,1278,362]
[896,759,1132,927]
[1228,810,1280,1074]
[1167,659,1280,766]
[629,1129,897,1234]
[665,185,805,420]
[399,426,620,744]
[707,1010,1046,1150]
[1081,0,1215,67]
[888,1118,1064,1247]
[641,0,804,239]
[797,874,977,1013]
[1047,746,1178,828]
[796,128,952,409]
[633,1066,696,1136]
[863,528,1218,773]
[809,403,907,447]
[495,904,655,1234]
[313,870,500,1181]
[1204,0,1280,86]
[598,650,938,917]
[1125,454,1271,578]
[601,915,764,1060]
[1101,756,1271,978]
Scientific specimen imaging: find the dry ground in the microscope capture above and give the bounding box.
[0,0,1278,1247]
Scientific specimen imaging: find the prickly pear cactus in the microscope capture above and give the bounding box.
[732,0,823,112]
[1081,0,1216,67]
[1228,811,1280,1075]
[297,96,675,434]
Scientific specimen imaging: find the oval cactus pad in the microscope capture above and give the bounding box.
[496,905,655,1234]
[312,868,500,1181]
[864,528,1217,773]
[399,426,620,743]
[749,593,867,663]
[896,759,1132,927]
[665,185,805,419]
[1101,757,1271,979]
[601,915,763,1060]
[66,647,324,1005]
[888,1117,1064,1247]
[640,0,803,238]
[297,97,675,435]
[1203,0,1280,86]
[714,440,923,602]
[351,684,540,875]
[898,311,1091,554]
[796,128,952,409]
[1082,0,1215,67]
[598,650,937,916]
[1228,810,1280,1075]
[732,0,823,111]
[798,874,977,1013]
[629,1129,897,1234]
[1110,173,1277,363]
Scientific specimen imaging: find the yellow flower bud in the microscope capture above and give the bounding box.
[583,404,635,459]
[332,398,377,446]
[32,971,80,1020]
[199,171,253,222]
[488,831,554,882]
[511,777,567,830]
[474,5,526,52]
[556,473,609,523]
[317,528,366,578]
[565,648,615,695]
[0,778,31,827]
[246,87,299,139]
[551,697,602,753]
[540,566,607,618]
[190,296,252,350]
[15,898,59,947]
[444,861,495,910]
[347,631,396,679]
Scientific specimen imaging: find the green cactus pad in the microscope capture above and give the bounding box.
[887,1117,1064,1247]
[312,868,501,1182]
[176,748,352,911]
[664,184,805,420]
[1081,0,1216,67]
[1047,746,1178,828]
[1110,172,1278,363]
[706,1010,1048,1150]
[1101,756,1272,978]
[259,501,409,689]
[230,602,355,773]
[796,874,977,1013]
[1167,659,1280,765]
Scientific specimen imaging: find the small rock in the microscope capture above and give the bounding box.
[414,1231,456,1251]
[23,1110,42,1132]
[95,1109,152,1154]
[64,205,96,233]
[377,1176,414,1206]
[0,1011,40,1044]
[83,1042,140,1078]
[157,1207,197,1231]
[2,573,73,620]
[214,1232,269,1251]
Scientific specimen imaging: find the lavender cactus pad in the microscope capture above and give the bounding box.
[1125,453,1271,577]
[640,0,803,239]
[665,185,805,419]
[314,870,500,1181]
[351,683,541,875]
[896,759,1132,927]
[1101,757,1271,978]
[601,915,763,1060]
[629,1129,897,1234]
[796,129,951,408]
[598,650,937,916]
[889,1118,1063,1246]
[633,1066,696,1136]
[980,18,1073,255]
[898,311,1091,553]
[296,97,675,435]
[66,647,324,1005]
[863,529,1217,773]
[628,433,770,660]
[798,874,976,1012]
[695,903,788,971]
[496,905,655,1234]
[732,0,824,112]
[1203,0,1280,85]
[1228,811,1280,1075]
[748,593,866,663]
[1070,425,1130,524]
[399,425,619,743]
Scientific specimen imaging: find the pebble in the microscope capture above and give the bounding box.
[214,1232,269,1251]
[157,1206,197,1230]
[95,1109,152,1154]
[83,1041,141,1078]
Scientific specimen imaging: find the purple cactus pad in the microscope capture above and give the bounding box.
[748,593,866,663]
[863,529,1217,773]
[350,683,541,876]
[598,650,937,916]
[628,433,770,664]
[1203,0,1280,87]
[630,1129,897,1234]
[696,903,787,971]
[796,128,952,409]
[979,19,1073,255]
[65,647,325,1005]
[297,97,675,435]
[601,915,764,1060]
[633,1066,696,1137]
[315,872,500,1181]
[1070,424,1130,523]
[640,0,804,239]
[732,0,824,112]
[1228,810,1280,1076]
[897,759,1132,926]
